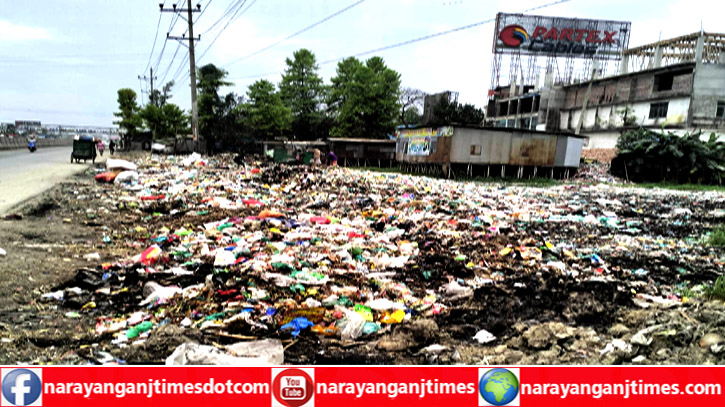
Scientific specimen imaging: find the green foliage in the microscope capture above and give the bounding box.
[113,88,143,146]
[328,56,401,138]
[431,98,485,126]
[197,64,240,154]
[402,106,422,126]
[139,81,190,142]
[244,80,292,140]
[148,81,174,108]
[611,128,725,184]
[707,225,725,247]
[279,49,327,140]
[705,276,725,301]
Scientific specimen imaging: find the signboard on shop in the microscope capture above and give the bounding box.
[493,13,631,59]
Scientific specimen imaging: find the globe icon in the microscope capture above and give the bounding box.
[479,368,519,406]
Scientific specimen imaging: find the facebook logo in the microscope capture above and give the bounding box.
[1,369,42,406]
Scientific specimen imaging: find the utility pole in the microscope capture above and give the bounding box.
[161,1,201,152]
[138,67,158,105]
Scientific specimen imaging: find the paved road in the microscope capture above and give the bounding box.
[0,146,106,215]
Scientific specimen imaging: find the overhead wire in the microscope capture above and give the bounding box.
[157,0,215,88]
[230,0,572,80]
[197,0,256,63]
[143,1,165,75]
[173,0,257,95]
[223,0,368,68]
[198,0,242,36]
[152,0,186,74]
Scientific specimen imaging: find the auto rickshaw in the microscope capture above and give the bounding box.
[71,135,97,163]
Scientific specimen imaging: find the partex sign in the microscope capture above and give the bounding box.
[493,13,631,59]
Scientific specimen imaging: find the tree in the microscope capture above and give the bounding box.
[139,80,190,146]
[328,56,401,139]
[431,98,485,126]
[279,49,326,140]
[328,57,365,138]
[244,79,292,140]
[148,81,174,108]
[113,88,142,149]
[197,64,234,154]
[399,87,426,126]
[402,106,422,126]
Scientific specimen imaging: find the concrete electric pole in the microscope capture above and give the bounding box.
[161,1,201,152]
[138,67,158,105]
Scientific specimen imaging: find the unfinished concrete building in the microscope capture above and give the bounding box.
[487,32,725,154]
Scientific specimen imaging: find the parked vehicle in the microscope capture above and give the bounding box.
[71,135,97,163]
[28,139,36,153]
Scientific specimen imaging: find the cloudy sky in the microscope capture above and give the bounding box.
[0,0,722,127]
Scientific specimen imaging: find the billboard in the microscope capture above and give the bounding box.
[493,13,631,59]
[397,127,452,157]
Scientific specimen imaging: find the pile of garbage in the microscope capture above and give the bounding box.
[40,154,725,365]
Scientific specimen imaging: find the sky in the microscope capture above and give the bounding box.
[0,0,723,127]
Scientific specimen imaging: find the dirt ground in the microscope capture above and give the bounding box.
[1,160,725,365]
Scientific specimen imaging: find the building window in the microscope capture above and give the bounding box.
[717,101,725,118]
[653,73,674,92]
[648,102,669,119]
[470,145,481,156]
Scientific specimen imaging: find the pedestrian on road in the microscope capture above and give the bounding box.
[97,139,105,156]
[109,140,116,156]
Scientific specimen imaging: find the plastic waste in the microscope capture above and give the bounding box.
[473,329,496,344]
[441,281,473,301]
[139,282,183,306]
[166,339,283,365]
[380,309,406,324]
[126,321,153,339]
[280,317,314,337]
[340,310,367,341]
[138,245,162,266]
[115,171,139,184]
[0,247,6,257]
[94,172,118,183]
[83,252,101,261]
[106,159,138,171]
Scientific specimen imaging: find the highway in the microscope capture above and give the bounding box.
[0,146,104,215]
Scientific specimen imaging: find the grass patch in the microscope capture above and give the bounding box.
[617,182,725,192]
[346,166,560,187]
[348,166,406,174]
[707,226,725,247]
[705,276,725,301]
[471,177,560,187]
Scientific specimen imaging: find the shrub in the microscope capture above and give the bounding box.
[610,128,725,184]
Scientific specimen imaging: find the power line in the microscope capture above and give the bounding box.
[171,52,191,87]
[160,42,184,85]
[223,0,367,68]
[161,0,202,149]
[143,1,166,74]
[171,0,257,92]
[159,0,223,89]
[152,0,187,74]
[197,0,256,63]
[199,0,243,36]
[229,0,572,80]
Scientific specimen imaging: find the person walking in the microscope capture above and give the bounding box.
[109,139,116,156]
[97,139,105,156]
